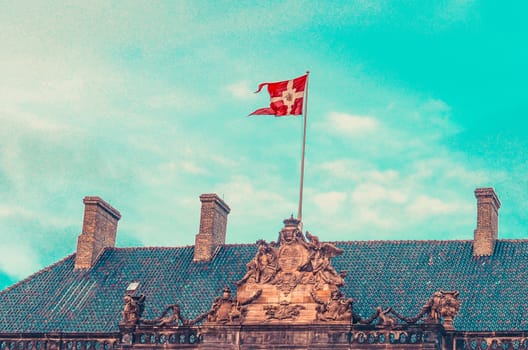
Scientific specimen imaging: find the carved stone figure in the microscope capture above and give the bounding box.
[421,290,461,326]
[423,291,443,321]
[437,290,461,330]
[208,287,239,323]
[312,289,353,322]
[264,301,305,321]
[205,287,262,324]
[305,231,346,289]
[236,240,280,285]
[438,291,461,317]
[120,294,145,326]
[376,307,396,327]
[388,290,462,330]
[141,303,184,327]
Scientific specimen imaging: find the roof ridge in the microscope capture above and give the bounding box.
[0,252,75,295]
[332,239,474,244]
[71,239,528,257]
[98,239,528,251]
[110,243,258,251]
[111,245,195,251]
[221,242,257,247]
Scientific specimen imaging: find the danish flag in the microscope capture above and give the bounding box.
[249,74,308,116]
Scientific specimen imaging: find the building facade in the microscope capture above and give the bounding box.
[1,189,528,350]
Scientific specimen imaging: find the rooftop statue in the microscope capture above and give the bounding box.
[195,286,262,325]
[312,289,353,322]
[235,239,279,285]
[141,303,185,327]
[120,294,145,327]
[304,231,346,289]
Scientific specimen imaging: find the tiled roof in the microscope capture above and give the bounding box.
[1,240,527,333]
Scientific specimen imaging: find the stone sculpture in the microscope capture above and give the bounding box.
[376,307,396,327]
[120,294,146,326]
[312,289,353,322]
[304,231,346,289]
[421,290,461,326]
[264,301,305,321]
[236,240,280,285]
[141,303,185,327]
[389,290,462,330]
[234,217,354,324]
[203,286,262,324]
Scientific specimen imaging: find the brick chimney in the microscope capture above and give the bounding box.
[193,193,230,262]
[74,196,121,270]
[473,187,501,257]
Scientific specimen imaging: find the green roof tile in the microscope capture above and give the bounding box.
[1,240,527,333]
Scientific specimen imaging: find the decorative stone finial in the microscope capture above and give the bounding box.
[283,215,301,227]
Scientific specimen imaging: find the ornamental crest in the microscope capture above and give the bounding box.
[235,216,350,324]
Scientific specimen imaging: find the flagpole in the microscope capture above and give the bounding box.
[297,71,310,224]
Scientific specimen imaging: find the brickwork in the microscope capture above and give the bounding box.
[74,196,121,270]
[473,188,501,257]
[193,194,230,262]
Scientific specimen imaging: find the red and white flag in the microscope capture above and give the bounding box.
[249,74,308,116]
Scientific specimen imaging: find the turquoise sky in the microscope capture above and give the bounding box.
[1,1,527,290]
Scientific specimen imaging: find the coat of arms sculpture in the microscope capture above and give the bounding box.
[235,216,351,324]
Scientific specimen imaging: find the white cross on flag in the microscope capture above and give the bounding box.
[249,74,308,116]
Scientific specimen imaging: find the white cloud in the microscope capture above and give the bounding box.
[353,206,398,230]
[227,81,255,100]
[434,0,476,27]
[407,195,467,218]
[368,169,400,183]
[310,152,485,239]
[409,157,491,186]
[326,112,379,136]
[185,176,294,243]
[220,176,293,215]
[0,205,33,219]
[0,108,78,135]
[351,183,407,205]
[181,161,209,175]
[318,160,399,184]
[0,244,40,280]
[444,165,493,184]
[318,160,359,180]
[313,191,347,213]
[147,91,209,110]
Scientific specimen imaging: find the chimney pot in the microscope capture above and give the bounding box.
[193,193,230,262]
[74,196,121,270]
[473,187,501,257]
